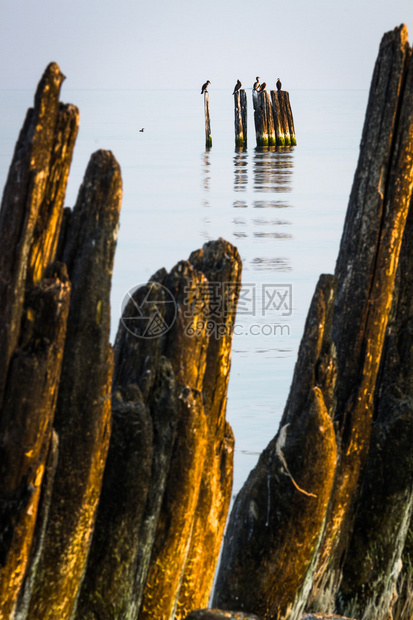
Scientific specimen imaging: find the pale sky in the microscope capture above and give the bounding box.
[0,0,412,91]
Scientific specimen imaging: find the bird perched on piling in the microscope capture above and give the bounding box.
[201,80,210,94]
[232,79,242,95]
[253,77,260,91]
[258,82,267,92]
[276,78,282,91]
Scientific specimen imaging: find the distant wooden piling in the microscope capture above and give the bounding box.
[234,90,247,147]
[253,90,268,146]
[204,92,212,148]
[241,90,247,146]
[271,90,297,146]
[253,88,296,147]
[265,91,276,145]
[253,90,277,146]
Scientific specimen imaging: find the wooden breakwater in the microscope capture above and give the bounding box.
[213,23,413,620]
[0,62,242,620]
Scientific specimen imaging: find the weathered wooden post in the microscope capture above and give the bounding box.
[204,91,212,148]
[76,239,242,620]
[253,90,268,146]
[266,91,276,146]
[234,89,247,147]
[241,90,247,146]
[284,91,296,145]
[271,90,286,146]
[270,90,297,146]
[26,150,122,619]
[253,90,276,146]
[0,62,78,617]
[214,24,413,620]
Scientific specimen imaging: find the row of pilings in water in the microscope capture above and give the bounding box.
[203,88,296,148]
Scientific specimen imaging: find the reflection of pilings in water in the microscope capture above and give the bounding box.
[201,151,211,192]
[253,232,292,239]
[253,200,292,209]
[250,257,291,271]
[253,147,294,193]
[233,149,248,192]
[252,217,292,226]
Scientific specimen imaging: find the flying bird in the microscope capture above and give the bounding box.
[139,128,144,132]
[258,82,267,92]
[276,78,282,91]
[232,79,242,95]
[253,77,260,91]
[201,80,210,94]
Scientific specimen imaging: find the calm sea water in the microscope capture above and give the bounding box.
[0,86,368,493]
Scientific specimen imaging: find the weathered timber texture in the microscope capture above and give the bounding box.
[0,274,70,617]
[13,431,59,620]
[241,90,247,146]
[185,610,261,620]
[234,90,247,147]
[254,89,296,147]
[310,24,413,611]
[27,150,122,619]
[214,275,338,620]
[176,242,241,619]
[0,63,73,408]
[0,62,79,619]
[27,103,79,284]
[270,91,285,146]
[76,239,241,620]
[337,204,413,617]
[265,91,276,146]
[271,91,295,146]
[302,616,356,620]
[253,90,270,146]
[284,92,296,145]
[204,91,212,148]
[215,24,413,620]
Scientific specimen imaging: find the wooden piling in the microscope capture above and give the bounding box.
[265,91,276,146]
[254,90,268,145]
[270,91,286,146]
[284,91,297,145]
[234,90,247,147]
[241,90,247,146]
[0,63,68,410]
[270,90,297,146]
[204,92,212,148]
[253,90,278,147]
[27,150,122,619]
